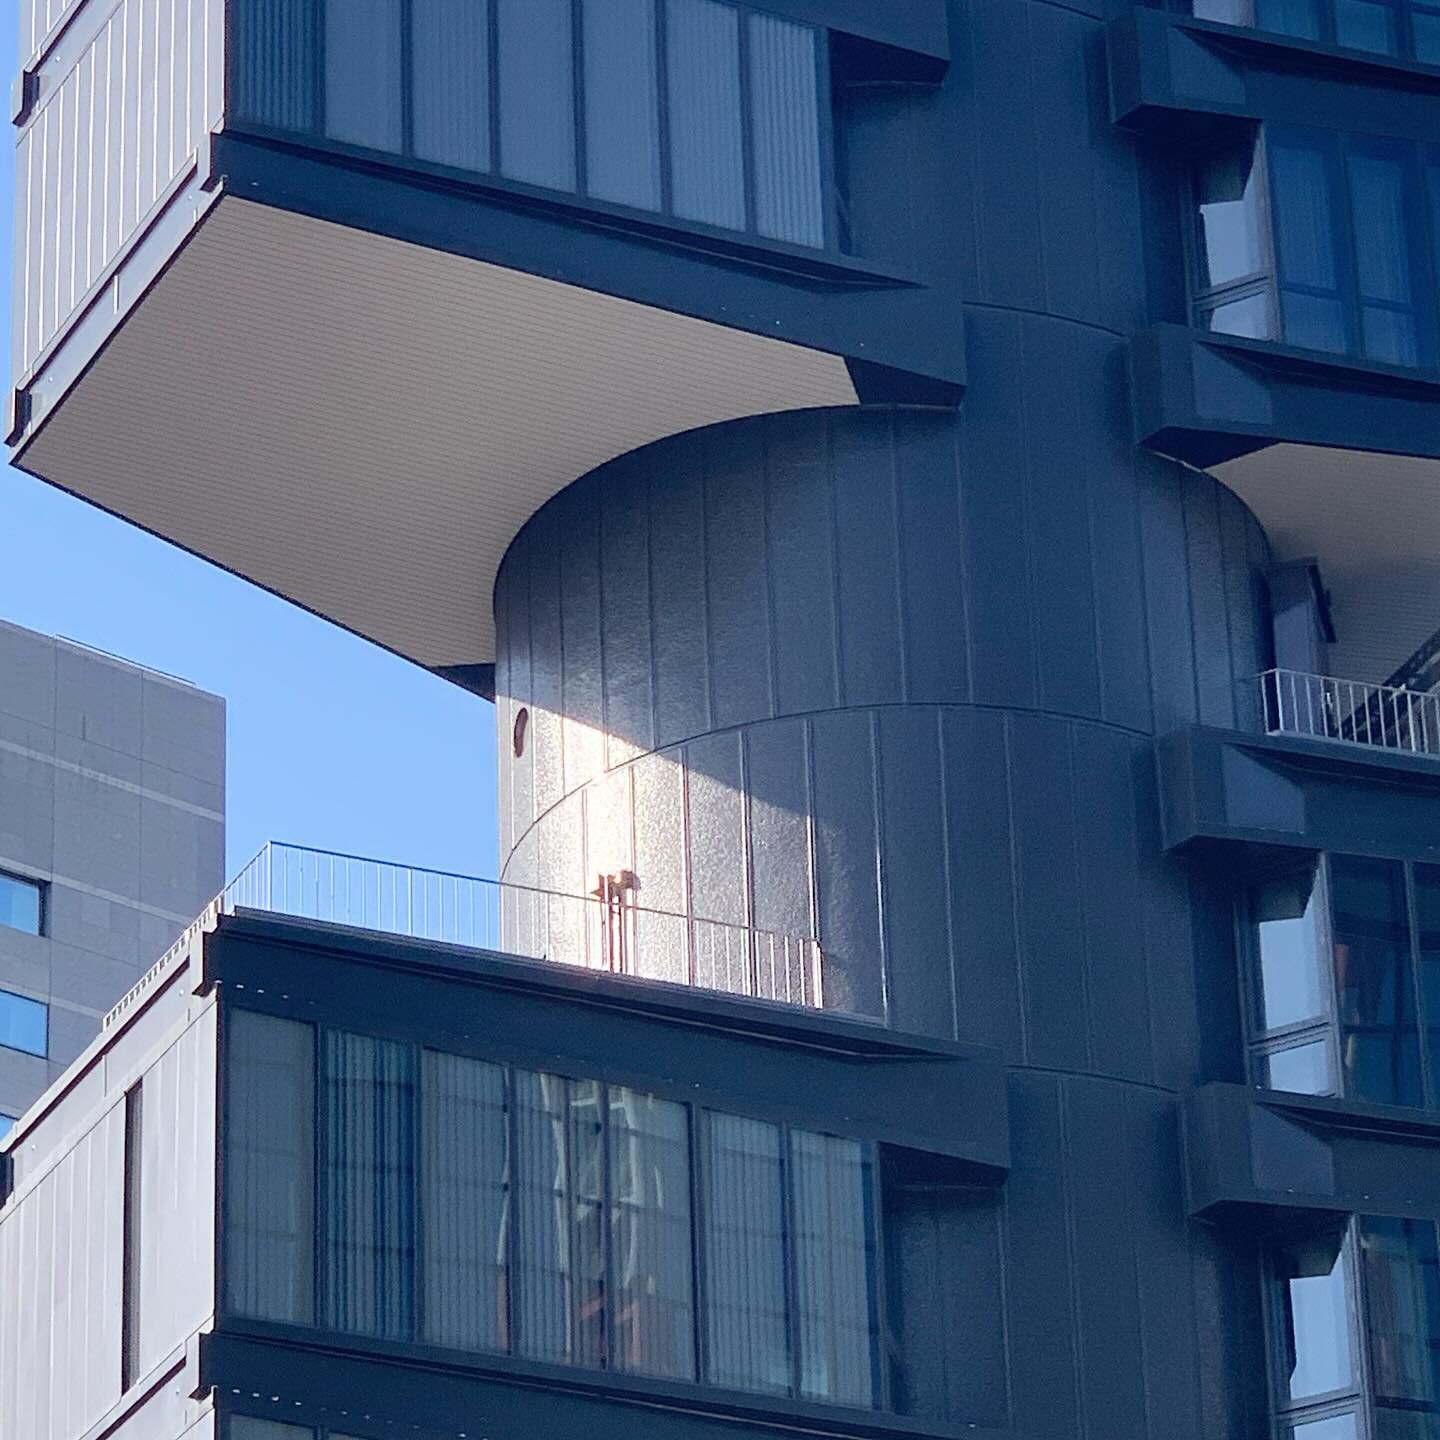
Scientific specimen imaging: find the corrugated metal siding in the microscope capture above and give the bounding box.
[0,1104,125,1440]
[13,0,224,380]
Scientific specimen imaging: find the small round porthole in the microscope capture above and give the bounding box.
[513,706,530,759]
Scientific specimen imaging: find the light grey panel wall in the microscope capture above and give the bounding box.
[14,0,225,381]
[0,1102,125,1440]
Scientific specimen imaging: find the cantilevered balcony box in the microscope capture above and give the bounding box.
[10,0,961,693]
[0,907,1008,1440]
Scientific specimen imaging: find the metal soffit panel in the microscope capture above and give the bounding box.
[19,197,858,670]
[1215,442,1440,684]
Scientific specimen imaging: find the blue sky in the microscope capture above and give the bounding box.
[0,19,497,880]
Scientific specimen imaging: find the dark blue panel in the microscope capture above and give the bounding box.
[527,508,565,820]
[1008,713,1088,1071]
[959,313,1038,709]
[895,415,969,706]
[810,710,886,1020]
[1183,472,1237,730]
[232,0,319,130]
[665,0,747,231]
[497,0,576,191]
[763,417,839,717]
[1217,487,1263,720]
[583,0,662,212]
[325,0,403,153]
[600,463,656,764]
[1138,463,1199,733]
[560,478,605,793]
[703,424,773,731]
[830,412,905,708]
[941,708,1023,1059]
[744,720,812,939]
[412,0,493,172]
[878,710,955,1040]
[650,442,711,749]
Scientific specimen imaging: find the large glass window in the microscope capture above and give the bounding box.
[0,870,43,936]
[1191,127,1440,371]
[232,0,832,251]
[1192,0,1440,61]
[225,1019,887,1410]
[0,989,47,1057]
[1360,1216,1440,1422]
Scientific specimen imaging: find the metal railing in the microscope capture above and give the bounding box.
[1258,668,1440,756]
[105,842,823,1029]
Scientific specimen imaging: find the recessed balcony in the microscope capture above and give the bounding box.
[10,0,961,687]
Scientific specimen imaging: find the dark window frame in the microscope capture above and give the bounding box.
[1190,0,1440,65]
[229,0,838,256]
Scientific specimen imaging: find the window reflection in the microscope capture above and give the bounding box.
[1265,1039,1333,1095]
[1275,1229,1355,1402]
[1254,865,1329,1032]
[1360,1218,1440,1416]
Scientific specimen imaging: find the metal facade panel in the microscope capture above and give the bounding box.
[0,1103,124,1440]
[14,0,223,382]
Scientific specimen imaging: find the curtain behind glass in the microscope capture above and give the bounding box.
[225,1011,315,1325]
[1269,135,1349,353]
[703,1113,790,1393]
[666,0,747,231]
[1348,149,1421,366]
[583,0,662,211]
[791,1131,878,1408]
[412,0,492,172]
[422,1052,510,1352]
[608,1087,694,1379]
[749,14,825,248]
[322,1031,416,1340]
[1359,1217,1440,1408]
[325,0,403,153]
[515,1070,577,1364]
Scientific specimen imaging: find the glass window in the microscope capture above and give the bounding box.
[228,1423,315,1440]
[412,0,492,171]
[0,989,47,1057]
[0,871,43,936]
[1270,134,1350,355]
[324,0,403,153]
[497,0,576,192]
[583,0,662,212]
[1331,855,1423,1107]
[704,1114,790,1393]
[225,1011,316,1325]
[1336,0,1401,49]
[1414,6,1440,60]
[1265,1038,1334,1095]
[322,1030,417,1340]
[1417,865,1440,1093]
[1360,1217,1440,1410]
[421,1052,509,1353]
[1349,146,1423,366]
[791,1130,879,1408]
[749,13,826,248]
[1253,865,1330,1033]
[0,1114,14,1142]
[608,1087,694,1379]
[1286,1415,1361,1440]
[666,0,747,232]
[1255,0,1325,37]
[1274,1229,1355,1403]
[1196,137,1270,290]
[1206,291,1275,338]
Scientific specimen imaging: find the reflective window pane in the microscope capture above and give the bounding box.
[0,871,43,936]
[1360,1217,1440,1407]
[0,989,47,1057]
[1287,1415,1360,1440]
[322,1031,417,1340]
[1414,10,1440,62]
[1270,137,1340,285]
[1205,291,1274,338]
[1192,0,1254,21]
[1274,1229,1354,1402]
[1265,1038,1333,1095]
[514,1070,572,1363]
[1415,864,1440,1095]
[1253,865,1329,1032]
[583,0,662,211]
[749,14,826,248]
[229,1422,315,1440]
[421,1052,509,1353]
[1282,291,1350,353]
[1335,0,1400,51]
[325,0,403,153]
[0,1114,13,1142]
[497,0,576,191]
[791,1130,878,1408]
[1331,855,1423,1107]
[1195,137,1269,289]
[569,1079,607,1367]
[1373,1404,1440,1439]
[1349,149,1421,366]
[704,1114,791,1394]
[412,0,492,172]
[231,0,319,131]
[666,0,747,231]
[225,1012,315,1325]
[1255,0,1324,36]
[608,1087,694,1379]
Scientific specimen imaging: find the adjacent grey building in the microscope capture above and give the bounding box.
[0,619,225,1131]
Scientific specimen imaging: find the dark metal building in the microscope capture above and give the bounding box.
[6,2,1440,1440]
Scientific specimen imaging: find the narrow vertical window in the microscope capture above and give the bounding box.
[230,0,319,132]
[322,1031,416,1340]
[790,1130,879,1408]
[569,1078,608,1367]
[496,0,576,192]
[1274,1230,1355,1404]
[324,0,404,153]
[582,0,662,212]
[421,1052,510,1352]
[1269,133,1350,354]
[1254,865,1330,1035]
[412,0,492,172]
[1358,1217,1440,1424]
[1192,134,1275,339]
[122,1083,144,1390]
[665,0,747,232]
[1347,145,1424,367]
[748,14,825,248]
[608,1087,694,1379]
[1330,855,1423,1107]
[703,1113,790,1393]
[225,1011,316,1325]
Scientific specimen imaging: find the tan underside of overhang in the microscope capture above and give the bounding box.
[21,197,858,670]
[1215,444,1440,684]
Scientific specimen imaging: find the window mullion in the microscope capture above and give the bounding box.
[690,1107,709,1386]
[737,5,758,237]
[779,1122,802,1399]
[571,0,588,199]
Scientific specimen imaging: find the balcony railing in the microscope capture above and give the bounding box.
[104,841,823,1029]
[1259,668,1440,756]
